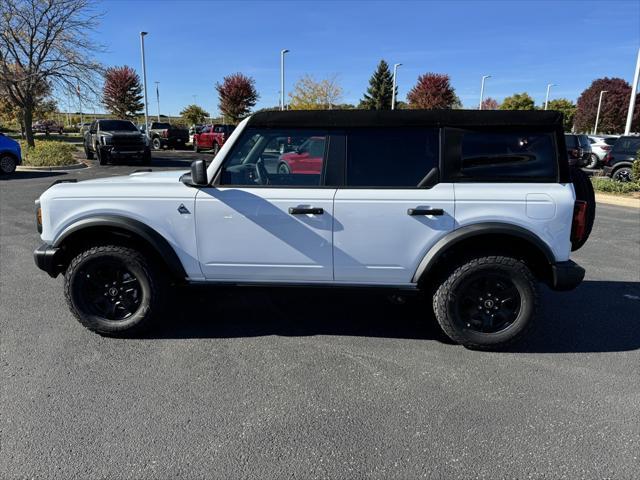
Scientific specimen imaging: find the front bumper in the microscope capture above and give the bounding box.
[549,260,585,291]
[34,244,62,278]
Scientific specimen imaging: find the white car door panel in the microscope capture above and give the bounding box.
[195,187,336,281]
[333,184,455,284]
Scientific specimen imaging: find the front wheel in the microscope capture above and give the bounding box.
[64,245,166,336]
[84,144,94,160]
[141,147,152,165]
[193,139,200,153]
[212,143,220,156]
[0,154,17,174]
[433,256,538,350]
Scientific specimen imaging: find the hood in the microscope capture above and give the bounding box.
[100,131,144,138]
[79,170,188,185]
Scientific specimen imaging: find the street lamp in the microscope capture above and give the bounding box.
[140,32,149,135]
[544,83,556,110]
[479,75,491,110]
[392,63,402,110]
[593,90,608,135]
[154,81,160,122]
[280,49,289,111]
[624,47,640,135]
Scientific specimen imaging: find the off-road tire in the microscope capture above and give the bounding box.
[612,166,633,182]
[570,166,595,251]
[64,245,166,336]
[97,148,108,166]
[433,256,538,350]
[84,144,94,160]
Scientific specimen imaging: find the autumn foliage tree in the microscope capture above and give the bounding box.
[102,66,143,119]
[407,73,456,109]
[480,97,500,110]
[575,77,640,134]
[216,73,259,123]
[289,74,343,110]
[500,92,535,110]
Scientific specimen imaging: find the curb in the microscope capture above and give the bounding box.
[16,161,88,172]
[595,193,640,209]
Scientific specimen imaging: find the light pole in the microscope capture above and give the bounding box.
[280,49,289,111]
[544,83,556,110]
[392,63,402,110]
[624,47,640,135]
[140,32,150,135]
[593,90,608,135]
[479,75,491,109]
[154,81,160,122]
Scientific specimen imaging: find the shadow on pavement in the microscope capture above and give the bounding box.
[150,280,640,353]
[1,170,66,180]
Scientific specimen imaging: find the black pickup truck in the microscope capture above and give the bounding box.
[84,119,151,165]
[144,122,189,150]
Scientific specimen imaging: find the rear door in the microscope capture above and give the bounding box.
[333,127,455,285]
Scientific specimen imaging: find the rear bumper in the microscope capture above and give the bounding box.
[549,260,585,291]
[34,244,61,278]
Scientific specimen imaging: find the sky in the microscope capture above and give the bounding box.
[77,0,640,116]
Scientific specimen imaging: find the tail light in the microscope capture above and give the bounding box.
[601,145,612,151]
[603,153,613,165]
[162,130,168,138]
[571,201,587,244]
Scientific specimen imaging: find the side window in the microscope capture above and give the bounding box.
[201,126,211,134]
[346,128,439,187]
[457,130,556,180]
[219,128,328,187]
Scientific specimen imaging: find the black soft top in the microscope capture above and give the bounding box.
[247,109,564,129]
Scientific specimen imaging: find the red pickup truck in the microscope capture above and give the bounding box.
[193,124,235,155]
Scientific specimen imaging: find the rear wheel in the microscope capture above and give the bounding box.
[152,137,162,150]
[277,162,291,174]
[0,154,17,174]
[193,139,200,153]
[612,166,633,182]
[585,153,599,169]
[433,256,538,350]
[64,245,166,336]
[212,143,220,156]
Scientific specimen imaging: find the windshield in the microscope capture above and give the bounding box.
[99,120,138,131]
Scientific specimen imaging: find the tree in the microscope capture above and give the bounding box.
[180,104,209,125]
[574,77,640,133]
[0,0,102,146]
[1,75,55,134]
[406,73,456,109]
[481,97,500,110]
[500,92,535,110]
[359,60,394,110]
[547,98,576,131]
[289,74,343,110]
[102,66,143,119]
[215,73,258,123]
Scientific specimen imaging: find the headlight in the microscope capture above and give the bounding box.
[35,203,42,233]
[102,136,112,145]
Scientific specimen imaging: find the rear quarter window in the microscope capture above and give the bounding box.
[446,129,557,182]
[613,137,640,153]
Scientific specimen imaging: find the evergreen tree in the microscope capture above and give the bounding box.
[360,60,395,110]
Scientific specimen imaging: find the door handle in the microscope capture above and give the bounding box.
[289,207,324,215]
[407,208,444,216]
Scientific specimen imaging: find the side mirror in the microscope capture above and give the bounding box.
[190,159,208,186]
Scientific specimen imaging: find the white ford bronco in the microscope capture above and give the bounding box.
[34,110,594,349]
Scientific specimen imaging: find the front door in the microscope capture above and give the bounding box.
[195,127,335,282]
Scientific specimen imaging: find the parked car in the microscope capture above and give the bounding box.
[32,120,64,135]
[0,132,22,174]
[192,124,235,155]
[602,135,640,181]
[34,109,594,350]
[83,119,150,165]
[277,136,326,174]
[586,135,618,169]
[564,134,591,167]
[146,122,189,150]
[79,122,92,135]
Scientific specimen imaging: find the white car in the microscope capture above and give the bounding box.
[587,135,618,168]
[34,110,594,349]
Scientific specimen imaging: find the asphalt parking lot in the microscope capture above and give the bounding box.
[1,150,639,479]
